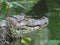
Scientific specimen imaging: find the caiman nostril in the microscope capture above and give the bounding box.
[18,21,21,23]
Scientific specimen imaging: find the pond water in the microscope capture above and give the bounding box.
[10,27,49,45]
[47,12,60,40]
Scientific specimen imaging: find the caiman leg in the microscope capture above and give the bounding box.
[0,28,9,45]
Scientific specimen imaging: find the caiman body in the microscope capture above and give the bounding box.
[0,13,49,45]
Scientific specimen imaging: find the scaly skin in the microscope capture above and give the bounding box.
[0,28,9,45]
[0,13,49,45]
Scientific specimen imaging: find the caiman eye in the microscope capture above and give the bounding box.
[18,21,20,23]
[17,28,19,30]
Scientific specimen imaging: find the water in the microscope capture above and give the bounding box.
[48,12,60,40]
[10,27,49,45]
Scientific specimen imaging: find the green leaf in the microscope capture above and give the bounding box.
[6,2,14,8]
[21,39,26,43]
[1,2,7,13]
[12,2,26,9]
